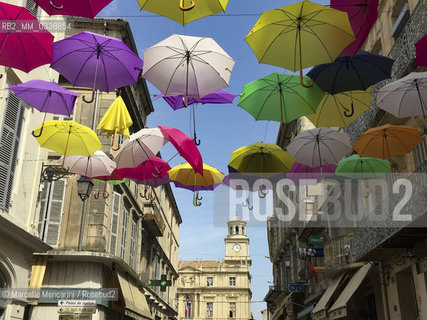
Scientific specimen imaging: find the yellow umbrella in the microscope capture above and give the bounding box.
[168,163,224,206]
[33,120,102,171]
[245,0,355,87]
[137,0,229,25]
[306,89,372,127]
[97,96,133,151]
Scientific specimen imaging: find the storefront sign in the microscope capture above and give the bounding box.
[288,283,305,292]
[298,248,324,258]
[308,235,329,245]
[58,307,96,314]
[313,267,326,273]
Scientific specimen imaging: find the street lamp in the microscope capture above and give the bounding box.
[77,176,94,201]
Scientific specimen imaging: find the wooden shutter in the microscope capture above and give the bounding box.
[25,0,39,18]
[109,192,121,255]
[414,135,427,168]
[0,92,25,211]
[120,208,129,259]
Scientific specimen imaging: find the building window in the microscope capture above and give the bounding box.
[184,300,192,318]
[25,0,40,18]
[229,302,236,318]
[229,277,236,286]
[207,277,213,286]
[414,135,427,168]
[235,226,239,234]
[206,302,213,318]
[0,269,7,320]
[109,192,121,255]
[120,207,129,259]
[129,214,137,268]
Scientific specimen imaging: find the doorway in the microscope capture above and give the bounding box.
[395,266,419,320]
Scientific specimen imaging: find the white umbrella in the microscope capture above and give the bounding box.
[376,71,427,118]
[58,150,116,178]
[115,128,168,169]
[142,34,235,101]
[287,128,352,167]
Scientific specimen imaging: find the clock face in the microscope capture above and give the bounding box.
[233,244,241,252]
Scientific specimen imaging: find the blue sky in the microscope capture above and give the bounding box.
[99,1,328,318]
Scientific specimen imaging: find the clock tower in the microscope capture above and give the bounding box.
[224,217,250,264]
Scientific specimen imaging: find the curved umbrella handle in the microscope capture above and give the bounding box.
[258,185,268,198]
[344,102,355,118]
[82,89,96,103]
[93,190,100,199]
[242,198,253,210]
[179,0,195,11]
[193,136,201,146]
[32,124,44,138]
[300,70,314,88]
[111,134,121,151]
[193,192,202,206]
[102,191,110,199]
[0,74,3,79]
[60,166,70,173]
[50,0,63,9]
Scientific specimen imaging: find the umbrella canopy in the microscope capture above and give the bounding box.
[223,172,275,191]
[58,150,116,178]
[92,169,129,185]
[157,89,236,110]
[131,175,170,187]
[353,124,423,159]
[118,157,171,181]
[306,89,371,127]
[238,73,325,124]
[158,126,203,175]
[33,0,113,18]
[331,0,378,56]
[376,72,427,118]
[169,163,223,187]
[415,34,427,67]
[336,154,391,179]
[307,50,394,94]
[245,0,354,86]
[0,2,54,73]
[51,31,143,102]
[287,162,337,181]
[172,181,221,191]
[228,142,295,177]
[97,96,133,137]
[142,34,235,100]
[287,128,352,167]
[8,80,79,116]
[137,0,229,25]
[115,128,168,169]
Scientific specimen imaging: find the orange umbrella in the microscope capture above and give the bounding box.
[353,124,423,159]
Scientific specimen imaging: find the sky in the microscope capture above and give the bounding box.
[98,1,328,318]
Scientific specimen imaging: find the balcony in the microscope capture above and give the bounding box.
[324,234,361,277]
[264,286,282,303]
[142,202,165,237]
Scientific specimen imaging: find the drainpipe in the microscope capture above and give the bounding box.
[379,262,390,320]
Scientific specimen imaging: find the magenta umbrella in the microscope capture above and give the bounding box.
[158,126,203,175]
[157,89,237,110]
[117,157,170,182]
[0,2,54,73]
[34,0,113,19]
[131,175,170,188]
[416,34,427,67]
[287,162,336,185]
[331,0,378,56]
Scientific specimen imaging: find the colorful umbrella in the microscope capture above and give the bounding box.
[92,169,129,199]
[287,162,337,181]
[97,96,133,150]
[115,128,168,169]
[287,128,352,167]
[307,50,394,95]
[0,2,54,73]
[245,0,354,86]
[168,163,223,206]
[353,124,423,159]
[415,34,427,67]
[131,175,170,188]
[58,150,116,178]
[142,34,235,103]
[238,73,325,131]
[306,89,371,127]
[335,154,391,179]
[51,31,143,103]
[376,72,427,118]
[137,0,229,25]
[158,126,203,175]
[117,157,170,182]
[157,89,236,110]
[33,0,113,18]
[331,0,378,56]
[33,120,102,171]
[223,172,274,192]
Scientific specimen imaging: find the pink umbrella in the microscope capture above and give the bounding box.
[287,162,337,185]
[34,0,113,19]
[158,126,203,175]
[416,34,427,67]
[117,157,170,182]
[331,0,378,56]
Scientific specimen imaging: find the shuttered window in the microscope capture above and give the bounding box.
[130,214,137,268]
[0,92,25,211]
[25,0,40,18]
[109,192,121,255]
[120,208,129,259]
[414,135,427,168]
[37,179,66,247]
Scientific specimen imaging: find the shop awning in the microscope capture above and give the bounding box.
[311,273,345,320]
[297,304,315,319]
[117,271,152,320]
[328,264,372,319]
[272,293,293,320]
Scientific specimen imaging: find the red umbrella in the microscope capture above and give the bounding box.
[331,0,378,56]
[0,2,54,73]
[158,126,203,175]
[416,34,427,67]
[34,0,113,19]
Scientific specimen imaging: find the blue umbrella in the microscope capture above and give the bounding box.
[307,50,394,94]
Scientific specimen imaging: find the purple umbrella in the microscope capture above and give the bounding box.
[131,175,170,188]
[34,0,113,19]
[416,34,427,67]
[157,89,237,110]
[287,162,337,185]
[172,181,221,191]
[51,31,143,103]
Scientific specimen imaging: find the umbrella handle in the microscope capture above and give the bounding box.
[344,102,355,118]
[94,190,100,199]
[300,70,314,88]
[111,134,121,151]
[32,125,44,138]
[50,0,63,9]
[179,0,195,11]
[193,192,202,207]
[258,185,268,198]
[103,191,109,199]
[242,198,253,210]
[193,136,201,146]
[82,89,96,103]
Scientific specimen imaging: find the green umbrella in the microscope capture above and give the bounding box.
[238,73,325,131]
[335,154,391,179]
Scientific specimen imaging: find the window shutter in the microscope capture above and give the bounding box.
[414,135,427,167]
[45,179,66,246]
[109,192,121,255]
[38,180,50,238]
[0,92,25,211]
[25,0,40,18]
[120,208,129,259]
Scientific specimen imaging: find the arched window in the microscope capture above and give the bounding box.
[235,226,239,234]
[0,269,7,320]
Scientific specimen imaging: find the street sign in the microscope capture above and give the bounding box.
[58,307,96,314]
[308,235,329,245]
[150,274,172,292]
[314,267,326,273]
[298,248,324,258]
[58,315,92,320]
[288,283,305,292]
[58,300,96,307]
